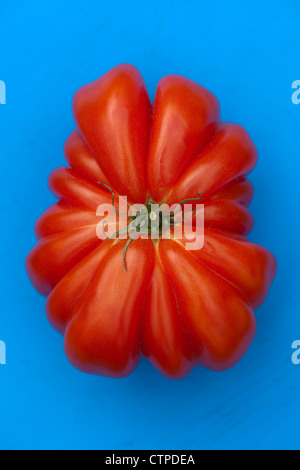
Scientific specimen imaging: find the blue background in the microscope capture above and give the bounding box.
[0,0,299,450]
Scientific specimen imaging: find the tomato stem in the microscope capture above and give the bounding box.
[178,192,202,206]
[122,233,140,272]
[98,182,202,272]
[97,182,134,219]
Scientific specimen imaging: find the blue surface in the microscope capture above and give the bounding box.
[0,0,299,450]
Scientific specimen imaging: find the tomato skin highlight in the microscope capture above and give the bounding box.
[147,74,220,202]
[158,239,257,371]
[73,64,152,204]
[64,239,155,378]
[26,64,277,379]
[142,255,194,380]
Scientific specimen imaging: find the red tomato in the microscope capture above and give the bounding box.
[26,64,276,379]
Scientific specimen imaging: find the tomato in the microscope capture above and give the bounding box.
[26,64,276,379]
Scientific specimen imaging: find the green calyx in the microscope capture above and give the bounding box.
[97,182,202,272]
